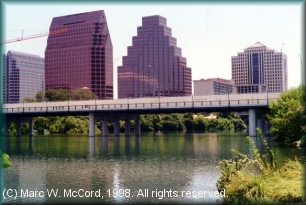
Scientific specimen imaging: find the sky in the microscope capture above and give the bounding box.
[1,1,303,97]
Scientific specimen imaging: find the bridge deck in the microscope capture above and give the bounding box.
[3,93,280,116]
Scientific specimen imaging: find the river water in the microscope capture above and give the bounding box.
[0,132,303,204]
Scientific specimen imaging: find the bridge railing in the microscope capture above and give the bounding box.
[3,98,278,113]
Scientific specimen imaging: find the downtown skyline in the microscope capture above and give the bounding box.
[1,3,302,98]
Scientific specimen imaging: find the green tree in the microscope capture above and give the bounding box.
[231,118,247,130]
[183,113,194,131]
[140,115,155,131]
[160,114,185,131]
[207,118,218,131]
[23,98,37,103]
[267,85,306,143]
[65,116,88,134]
[35,90,44,102]
[49,117,66,133]
[21,122,29,135]
[34,117,48,135]
[70,88,98,101]
[8,122,16,136]
[45,89,70,102]
[217,118,234,130]
[192,116,207,131]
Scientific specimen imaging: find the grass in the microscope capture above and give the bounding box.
[216,128,304,205]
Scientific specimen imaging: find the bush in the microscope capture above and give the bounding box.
[216,128,304,204]
[0,150,11,169]
[267,85,306,143]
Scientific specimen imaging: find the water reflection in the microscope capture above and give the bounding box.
[125,136,130,155]
[29,136,33,155]
[135,136,140,154]
[114,137,120,157]
[89,137,95,158]
[2,132,303,204]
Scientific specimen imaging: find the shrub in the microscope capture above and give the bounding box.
[0,150,11,169]
[216,128,304,204]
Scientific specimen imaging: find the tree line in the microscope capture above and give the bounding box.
[7,112,247,136]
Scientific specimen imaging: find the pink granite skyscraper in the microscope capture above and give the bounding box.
[118,15,192,98]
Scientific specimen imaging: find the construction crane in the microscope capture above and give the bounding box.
[1,28,68,44]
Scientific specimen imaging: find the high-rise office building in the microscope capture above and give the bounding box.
[231,42,287,93]
[45,10,113,99]
[118,15,192,98]
[2,54,6,103]
[6,51,44,103]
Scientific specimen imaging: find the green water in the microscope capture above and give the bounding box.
[0,132,303,204]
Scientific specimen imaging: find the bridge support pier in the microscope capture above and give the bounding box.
[125,117,130,136]
[102,117,108,137]
[114,120,120,136]
[89,112,95,137]
[256,111,268,135]
[248,109,256,137]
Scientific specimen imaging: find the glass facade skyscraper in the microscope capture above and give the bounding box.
[45,10,113,99]
[118,15,192,98]
[232,42,287,93]
[2,54,6,103]
[6,51,44,103]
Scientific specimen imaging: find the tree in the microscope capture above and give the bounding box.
[34,117,48,135]
[140,115,155,131]
[8,122,16,136]
[192,116,207,131]
[70,88,98,101]
[217,118,234,130]
[183,113,194,131]
[35,90,44,102]
[267,85,306,143]
[45,89,70,102]
[23,98,37,103]
[160,114,185,131]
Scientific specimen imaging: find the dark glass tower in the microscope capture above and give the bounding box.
[45,10,113,99]
[118,15,192,98]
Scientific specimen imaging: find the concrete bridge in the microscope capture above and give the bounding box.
[2,93,281,137]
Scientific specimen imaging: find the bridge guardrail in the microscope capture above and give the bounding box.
[3,98,277,113]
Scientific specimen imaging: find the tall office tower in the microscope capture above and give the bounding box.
[231,42,287,93]
[2,54,6,103]
[118,15,192,98]
[45,10,113,99]
[6,51,44,103]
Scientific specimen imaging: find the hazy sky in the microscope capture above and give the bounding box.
[2,1,303,96]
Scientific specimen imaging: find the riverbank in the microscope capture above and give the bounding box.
[217,129,304,204]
